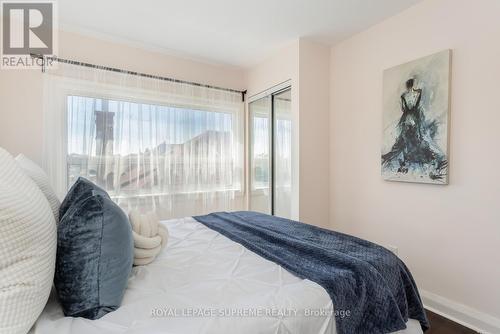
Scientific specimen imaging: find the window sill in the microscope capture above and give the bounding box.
[110,188,244,200]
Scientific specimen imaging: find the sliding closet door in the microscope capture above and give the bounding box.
[249,96,272,214]
[273,89,292,218]
[249,86,292,218]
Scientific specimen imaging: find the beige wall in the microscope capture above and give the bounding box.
[329,0,500,330]
[298,39,330,229]
[0,30,246,164]
[245,42,299,97]
[0,70,43,162]
[58,31,246,89]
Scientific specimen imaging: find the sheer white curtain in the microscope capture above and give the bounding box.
[43,62,244,219]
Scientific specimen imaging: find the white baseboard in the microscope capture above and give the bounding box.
[420,289,500,334]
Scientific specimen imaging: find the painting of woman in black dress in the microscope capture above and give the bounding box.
[381,51,450,184]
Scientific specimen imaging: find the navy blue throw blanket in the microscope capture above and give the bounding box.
[194,211,429,334]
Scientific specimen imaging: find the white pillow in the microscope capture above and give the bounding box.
[0,148,57,334]
[15,154,60,221]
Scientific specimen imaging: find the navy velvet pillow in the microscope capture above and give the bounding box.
[55,178,133,319]
[59,177,109,221]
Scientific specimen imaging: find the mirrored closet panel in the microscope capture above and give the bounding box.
[249,84,292,218]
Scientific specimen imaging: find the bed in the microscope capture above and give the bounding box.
[30,217,424,334]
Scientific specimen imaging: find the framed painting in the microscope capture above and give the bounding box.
[381,50,451,184]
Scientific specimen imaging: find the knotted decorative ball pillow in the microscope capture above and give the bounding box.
[129,210,169,266]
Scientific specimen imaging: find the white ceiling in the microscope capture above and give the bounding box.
[59,0,422,68]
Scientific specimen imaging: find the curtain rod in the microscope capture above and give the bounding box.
[30,53,247,102]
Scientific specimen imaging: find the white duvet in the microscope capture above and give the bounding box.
[31,217,423,334]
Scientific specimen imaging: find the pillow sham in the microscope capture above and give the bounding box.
[55,178,133,320]
[0,148,57,334]
[15,154,61,221]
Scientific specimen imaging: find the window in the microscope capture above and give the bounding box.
[43,63,244,219]
[67,95,243,200]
